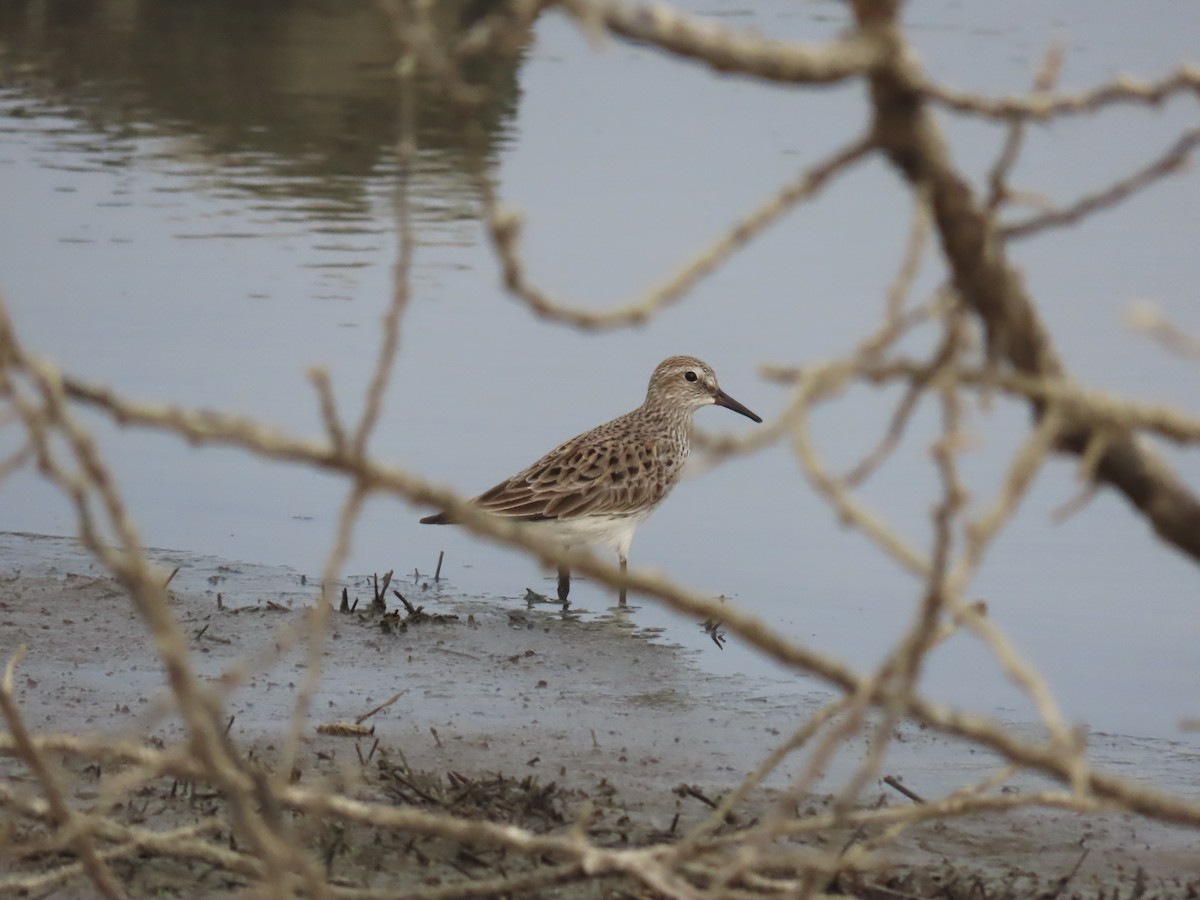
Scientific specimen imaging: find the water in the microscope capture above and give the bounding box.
[1,0,1198,745]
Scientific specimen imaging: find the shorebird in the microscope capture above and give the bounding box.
[420,355,762,606]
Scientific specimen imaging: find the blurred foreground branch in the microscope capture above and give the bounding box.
[2,0,1199,895]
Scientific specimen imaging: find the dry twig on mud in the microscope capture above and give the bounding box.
[2,0,1199,896]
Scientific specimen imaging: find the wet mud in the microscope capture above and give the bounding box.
[1,532,1198,897]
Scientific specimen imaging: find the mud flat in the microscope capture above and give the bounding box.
[1,532,1198,897]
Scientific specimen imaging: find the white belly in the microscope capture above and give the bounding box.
[522,509,653,560]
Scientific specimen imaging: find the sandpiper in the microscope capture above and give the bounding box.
[420,355,762,605]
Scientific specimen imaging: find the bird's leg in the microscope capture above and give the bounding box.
[557,565,570,608]
[618,555,628,607]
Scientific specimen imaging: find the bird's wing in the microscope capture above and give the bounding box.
[473,433,680,521]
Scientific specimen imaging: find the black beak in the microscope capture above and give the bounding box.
[713,389,762,423]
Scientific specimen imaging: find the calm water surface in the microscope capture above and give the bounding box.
[1,1,1198,751]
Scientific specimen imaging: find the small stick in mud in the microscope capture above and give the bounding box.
[356,691,406,725]
[388,590,457,624]
[430,726,443,749]
[883,775,925,804]
[434,550,444,581]
[372,571,393,613]
[393,590,417,615]
[163,566,181,588]
[1049,848,1091,899]
[674,783,719,809]
[339,587,349,613]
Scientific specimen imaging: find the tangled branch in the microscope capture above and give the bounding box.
[2,0,1198,895]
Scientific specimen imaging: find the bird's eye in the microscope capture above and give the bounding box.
[684,371,698,383]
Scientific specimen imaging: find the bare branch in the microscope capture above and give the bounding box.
[4,2,1200,893]
[558,0,888,84]
[850,0,1200,565]
[986,40,1065,211]
[483,134,875,329]
[1128,300,1200,361]
[0,649,127,900]
[922,62,1200,120]
[1003,128,1200,240]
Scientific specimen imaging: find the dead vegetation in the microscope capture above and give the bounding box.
[2,0,1200,896]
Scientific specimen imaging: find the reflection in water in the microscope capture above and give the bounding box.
[0,0,523,221]
[1,0,1199,757]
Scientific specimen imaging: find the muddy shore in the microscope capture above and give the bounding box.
[1,531,1198,897]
